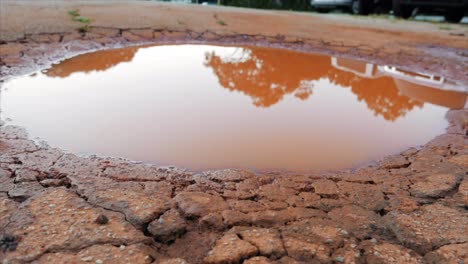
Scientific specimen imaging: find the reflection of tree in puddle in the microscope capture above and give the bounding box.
[329,72,423,121]
[46,47,140,78]
[205,47,423,121]
[204,48,317,107]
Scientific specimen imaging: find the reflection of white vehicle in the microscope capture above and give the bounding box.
[331,57,468,109]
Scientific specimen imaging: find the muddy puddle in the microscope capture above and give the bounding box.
[1,45,466,171]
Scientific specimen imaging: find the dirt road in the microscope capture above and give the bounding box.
[0,1,467,264]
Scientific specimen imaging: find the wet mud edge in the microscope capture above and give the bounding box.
[1,27,467,85]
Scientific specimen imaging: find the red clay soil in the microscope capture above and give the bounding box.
[0,1,467,264]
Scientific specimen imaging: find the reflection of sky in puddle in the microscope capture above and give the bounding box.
[1,45,466,172]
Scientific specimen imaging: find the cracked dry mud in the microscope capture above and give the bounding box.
[1,1,468,264]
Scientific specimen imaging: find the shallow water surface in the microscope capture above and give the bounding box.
[1,45,466,171]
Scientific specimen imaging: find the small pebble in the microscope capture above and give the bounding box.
[95,214,109,225]
[81,256,93,262]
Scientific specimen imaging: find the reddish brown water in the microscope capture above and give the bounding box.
[1,45,466,171]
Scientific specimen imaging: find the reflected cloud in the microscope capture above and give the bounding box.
[205,46,466,121]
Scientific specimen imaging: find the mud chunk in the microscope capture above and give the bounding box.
[380,154,410,169]
[364,242,424,264]
[312,179,339,197]
[337,181,387,211]
[30,34,61,43]
[446,109,468,130]
[258,200,288,210]
[384,204,467,254]
[206,169,254,182]
[189,175,224,193]
[79,181,172,227]
[88,28,120,38]
[222,210,251,227]
[281,219,346,249]
[13,168,39,183]
[424,243,468,264]
[453,180,468,206]
[371,173,411,195]
[257,185,296,201]
[385,195,419,213]
[410,174,461,198]
[0,43,25,56]
[35,243,155,264]
[276,256,302,264]
[8,181,44,202]
[308,198,342,212]
[203,233,258,264]
[282,237,331,263]
[201,32,220,41]
[250,208,325,227]
[401,147,419,157]
[0,168,12,178]
[329,205,380,239]
[175,192,229,218]
[0,169,14,193]
[0,197,17,230]
[448,154,468,167]
[40,177,71,188]
[199,213,224,231]
[343,172,374,184]
[244,256,274,264]
[235,227,285,258]
[2,188,148,263]
[286,192,320,208]
[122,31,144,42]
[222,189,255,200]
[228,200,266,213]
[163,31,187,39]
[331,244,362,264]
[158,258,189,264]
[129,29,154,39]
[148,209,187,243]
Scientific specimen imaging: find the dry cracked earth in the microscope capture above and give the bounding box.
[1,3,468,264]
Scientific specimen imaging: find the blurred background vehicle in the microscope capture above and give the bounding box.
[310,0,390,15]
[392,0,468,23]
[154,0,467,23]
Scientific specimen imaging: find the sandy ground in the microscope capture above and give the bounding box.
[0,1,467,264]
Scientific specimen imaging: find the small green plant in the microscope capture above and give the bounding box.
[213,14,227,26]
[68,9,92,33]
[73,17,91,24]
[68,10,80,17]
[439,25,452,30]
